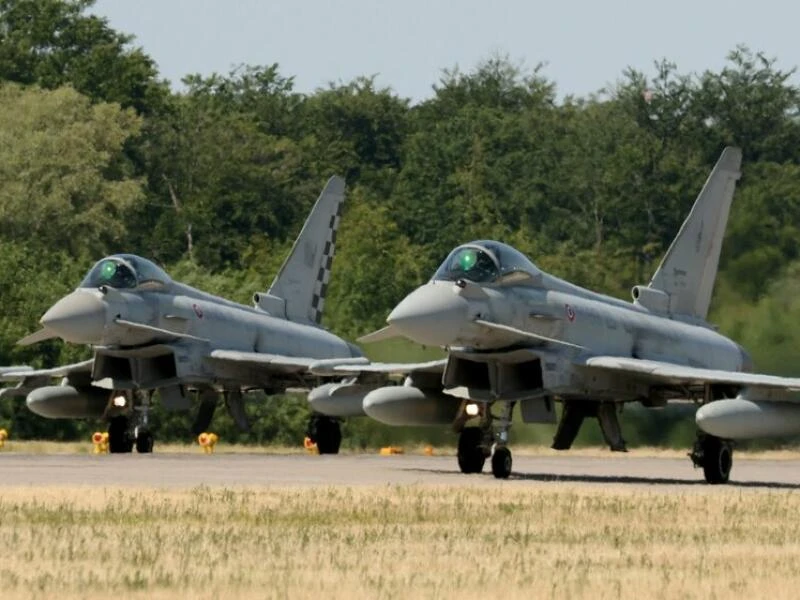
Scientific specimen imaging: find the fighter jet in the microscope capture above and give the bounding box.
[309,147,800,484]
[2,176,364,453]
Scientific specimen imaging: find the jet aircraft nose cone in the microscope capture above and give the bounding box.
[387,282,469,346]
[40,290,107,344]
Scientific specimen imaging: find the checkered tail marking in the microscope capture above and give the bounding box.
[309,203,343,324]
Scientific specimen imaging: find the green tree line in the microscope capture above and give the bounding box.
[2,0,800,447]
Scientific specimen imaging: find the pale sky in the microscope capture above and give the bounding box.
[92,0,800,102]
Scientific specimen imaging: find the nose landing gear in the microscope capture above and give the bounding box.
[456,400,516,479]
[490,401,515,479]
[106,391,155,454]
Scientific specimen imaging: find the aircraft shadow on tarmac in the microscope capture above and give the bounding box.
[401,468,800,490]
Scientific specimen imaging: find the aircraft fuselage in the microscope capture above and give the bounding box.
[47,283,355,392]
[480,280,746,371]
[385,274,749,405]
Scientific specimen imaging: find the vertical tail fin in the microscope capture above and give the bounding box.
[646,147,742,320]
[257,176,346,325]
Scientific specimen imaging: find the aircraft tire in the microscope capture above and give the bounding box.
[310,416,341,455]
[491,446,512,479]
[108,416,133,454]
[702,436,732,484]
[135,430,154,454]
[457,427,485,474]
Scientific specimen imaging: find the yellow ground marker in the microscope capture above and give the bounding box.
[379,446,404,455]
[303,437,319,454]
[91,431,108,454]
[197,432,219,454]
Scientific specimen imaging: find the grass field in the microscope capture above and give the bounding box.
[1,484,799,599]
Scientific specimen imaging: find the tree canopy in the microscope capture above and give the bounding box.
[2,1,800,445]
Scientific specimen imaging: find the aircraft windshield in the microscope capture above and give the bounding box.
[79,255,171,290]
[433,241,540,284]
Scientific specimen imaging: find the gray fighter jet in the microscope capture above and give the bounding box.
[309,147,800,484]
[3,177,363,453]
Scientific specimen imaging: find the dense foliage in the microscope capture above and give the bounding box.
[2,0,800,447]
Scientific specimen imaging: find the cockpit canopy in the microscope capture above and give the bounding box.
[433,241,541,285]
[79,254,171,290]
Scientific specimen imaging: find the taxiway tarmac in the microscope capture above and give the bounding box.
[2,453,800,489]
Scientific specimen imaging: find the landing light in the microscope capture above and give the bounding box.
[112,395,127,408]
[465,403,480,417]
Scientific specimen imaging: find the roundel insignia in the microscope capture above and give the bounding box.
[565,304,576,322]
[192,303,204,319]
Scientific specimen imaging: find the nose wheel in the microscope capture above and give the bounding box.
[491,446,512,479]
[133,392,154,454]
[134,429,154,453]
[107,392,155,454]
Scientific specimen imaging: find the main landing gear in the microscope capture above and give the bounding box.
[107,392,155,454]
[690,433,733,484]
[306,414,342,454]
[456,401,515,479]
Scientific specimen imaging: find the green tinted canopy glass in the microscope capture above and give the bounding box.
[434,245,500,283]
[80,255,171,290]
[433,241,541,285]
[100,260,118,280]
[458,249,478,270]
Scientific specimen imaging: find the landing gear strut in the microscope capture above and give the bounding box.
[133,391,154,454]
[690,433,733,484]
[107,391,155,454]
[306,415,341,454]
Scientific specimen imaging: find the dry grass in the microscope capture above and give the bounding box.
[1,485,800,599]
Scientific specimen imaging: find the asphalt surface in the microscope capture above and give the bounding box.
[2,452,800,489]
